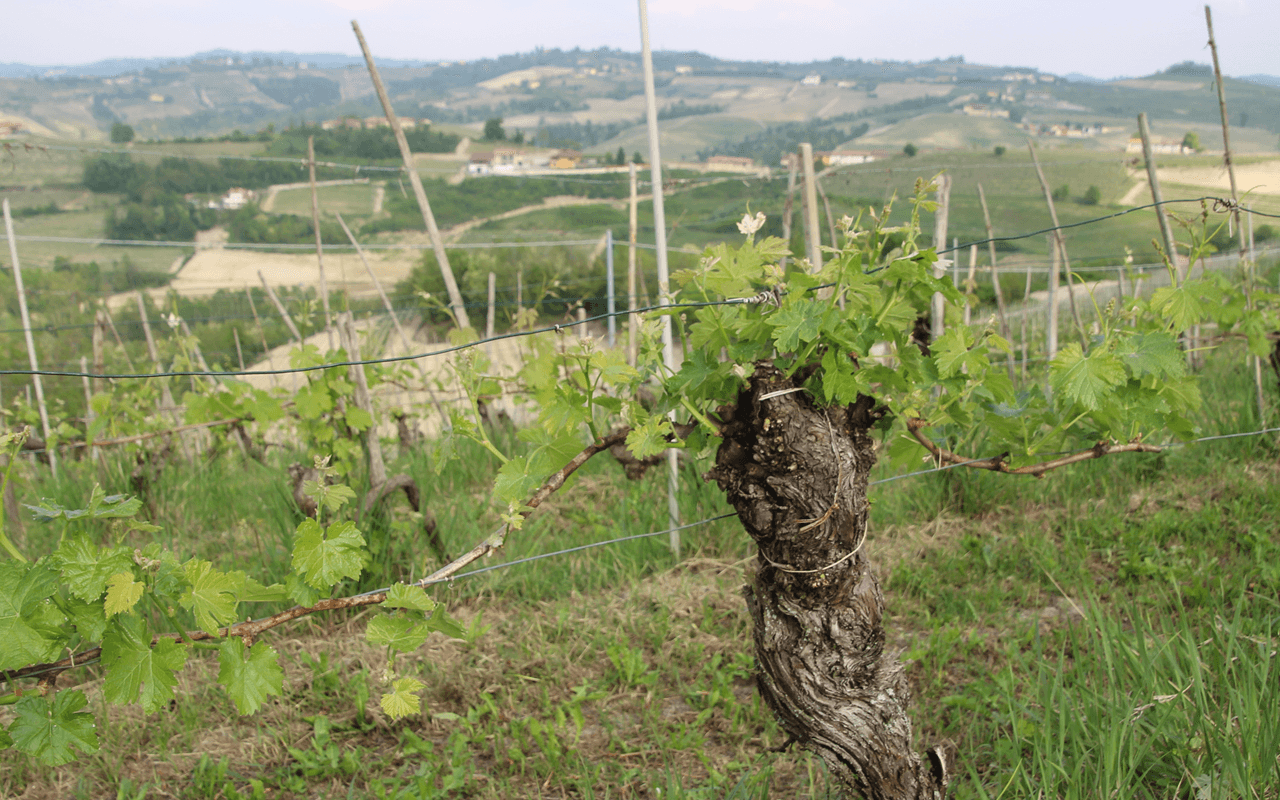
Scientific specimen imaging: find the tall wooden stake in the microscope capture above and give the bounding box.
[799,143,822,269]
[1027,140,1086,345]
[1047,236,1060,361]
[931,173,951,344]
[337,313,387,488]
[3,199,56,475]
[781,154,797,270]
[628,162,639,366]
[244,286,277,389]
[637,0,680,558]
[964,244,977,327]
[307,135,335,349]
[1205,4,1262,420]
[1136,113,1181,275]
[815,177,839,252]
[351,20,470,329]
[334,211,449,430]
[80,355,99,467]
[232,327,245,372]
[976,184,1012,377]
[259,271,304,344]
[486,272,496,340]
[605,228,616,348]
[134,290,189,460]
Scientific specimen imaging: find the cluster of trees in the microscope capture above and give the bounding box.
[532,119,634,150]
[225,203,347,246]
[657,100,725,120]
[264,123,460,161]
[84,154,335,201]
[697,120,871,166]
[363,175,630,235]
[105,201,217,242]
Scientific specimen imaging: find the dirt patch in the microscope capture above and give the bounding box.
[1156,158,1280,196]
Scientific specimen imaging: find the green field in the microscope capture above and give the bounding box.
[269,182,379,218]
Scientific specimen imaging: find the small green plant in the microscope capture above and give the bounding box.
[1083,184,1102,205]
[1052,183,1070,201]
[903,142,918,157]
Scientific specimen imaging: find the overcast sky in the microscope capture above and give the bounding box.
[6,0,1276,80]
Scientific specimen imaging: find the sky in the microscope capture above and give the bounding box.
[5,0,1277,80]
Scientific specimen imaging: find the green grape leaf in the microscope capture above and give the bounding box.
[0,561,66,671]
[494,455,540,508]
[285,573,324,607]
[101,615,187,713]
[1050,343,1126,411]
[768,303,824,353]
[291,519,366,590]
[238,576,288,604]
[820,347,865,406]
[64,596,108,642]
[103,573,144,616]
[423,603,467,640]
[217,639,283,715]
[179,560,241,636]
[932,327,972,379]
[380,676,425,721]
[293,384,332,420]
[51,534,134,602]
[1118,332,1185,379]
[625,414,674,460]
[10,691,99,766]
[366,614,430,653]
[385,583,436,612]
[344,406,374,432]
[1151,284,1205,330]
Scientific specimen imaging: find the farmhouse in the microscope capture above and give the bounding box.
[819,150,884,166]
[706,155,756,171]
[549,149,582,169]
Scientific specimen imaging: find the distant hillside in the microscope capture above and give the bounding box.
[1,49,1278,158]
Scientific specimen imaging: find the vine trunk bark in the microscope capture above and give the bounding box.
[705,364,950,799]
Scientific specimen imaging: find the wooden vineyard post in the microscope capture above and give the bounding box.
[351,20,470,330]
[486,272,496,341]
[781,153,798,270]
[605,228,616,348]
[976,183,1012,367]
[964,244,977,327]
[627,162,639,366]
[258,272,304,345]
[815,176,839,253]
[3,199,57,476]
[232,327,245,372]
[637,0,681,558]
[134,291,190,461]
[1205,4,1263,420]
[337,313,387,488]
[99,304,136,372]
[1047,236,1060,361]
[1136,113,1181,274]
[799,143,822,270]
[334,211,449,430]
[1027,140,1086,344]
[80,356,99,467]
[931,173,951,344]
[244,286,278,390]
[307,135,335,350]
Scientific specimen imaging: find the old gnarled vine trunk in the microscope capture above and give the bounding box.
[706,364,951,800]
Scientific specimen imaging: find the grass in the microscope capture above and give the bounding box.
[2,333,1279,798]
[269,183,379,218]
